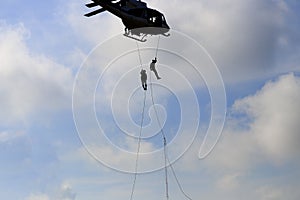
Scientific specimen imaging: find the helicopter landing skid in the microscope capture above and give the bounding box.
[123,33,147,42]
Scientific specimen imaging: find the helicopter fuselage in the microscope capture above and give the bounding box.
[85,0,170,35]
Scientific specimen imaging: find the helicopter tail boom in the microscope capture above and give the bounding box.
[84,8,106,17]
[86,2,99,8]
[85,0,124,18]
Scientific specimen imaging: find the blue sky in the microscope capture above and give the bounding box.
[1,0,300,199]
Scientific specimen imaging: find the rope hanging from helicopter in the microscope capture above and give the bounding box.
[130,36,193,200]
[155,35,161,58]
[130,41,147,200]
[149,64,170,200]
[148,37,193,200]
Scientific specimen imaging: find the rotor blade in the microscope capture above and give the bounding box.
[86,2,99,8]
[84,8,106,17]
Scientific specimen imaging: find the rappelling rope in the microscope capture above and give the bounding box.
[136,41,143,69]
[150,35,169,200]
[149,36,193,200]
[168,157,193,200]
[130,41,147,200]
[155,35,161,58]
[149,69,193,200]
[131,37,193,200]
[149,72,169,200]
[129,90,146,200]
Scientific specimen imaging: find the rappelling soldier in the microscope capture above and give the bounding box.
[150,57,161,80]
[140,69,147,90]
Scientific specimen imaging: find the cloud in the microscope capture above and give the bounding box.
[0,130,25,143]
[58,182,76,200]
[1,1,299,199]
[254,182,300,200]
[256,185,284,200]
[64,1,123,45]
[63,0,299,83]
[25,182,76,200]
[159,0,298,82]
[59,136,160,173]
[206,73,300,172]
[233,73,300,163]
[0,22,73,125]
[60,69,300,199]
[25,194,49,200]
[216,173,241,191]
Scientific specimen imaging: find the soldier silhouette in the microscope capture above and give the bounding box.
[140,69,147,90]
[150,57,161,80]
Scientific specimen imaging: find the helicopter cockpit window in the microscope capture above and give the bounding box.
[149,15,158,24]
[149,16,157,23]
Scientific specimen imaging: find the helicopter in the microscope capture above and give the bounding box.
[85,0,170,42]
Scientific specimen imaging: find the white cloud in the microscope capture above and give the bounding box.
[25,182,76,200]
[62,0,299,83]
[216,173,241,191]
[206,73,300,171]
[59,135,160,173]
[0,22,73,124]
[0,130,25,142]
[25,193,50,200]
[256,185,284,200]
[2,1,299,199]
[58,182,76,200]
[64,1,123,45]
[63,70,300,199]
[206,130,259,171]
[158,0,297,82]
[255,182,300,200]
[233,73,300,163]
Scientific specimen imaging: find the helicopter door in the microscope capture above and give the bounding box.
[156,14,163,26]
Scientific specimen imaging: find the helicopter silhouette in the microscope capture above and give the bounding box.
[85,0,170,42]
